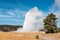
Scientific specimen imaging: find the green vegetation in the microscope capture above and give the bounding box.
[44,13,58,33]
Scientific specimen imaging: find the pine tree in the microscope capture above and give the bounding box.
[44,13,57,33]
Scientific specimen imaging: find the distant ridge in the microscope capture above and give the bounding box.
[0,25,22,32]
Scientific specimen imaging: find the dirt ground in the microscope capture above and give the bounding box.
[0,32,60,40]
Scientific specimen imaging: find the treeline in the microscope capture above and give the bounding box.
[0,25,22,32]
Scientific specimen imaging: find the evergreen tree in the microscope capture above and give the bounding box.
[44,13,57,33]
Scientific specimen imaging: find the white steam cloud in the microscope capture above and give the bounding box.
[17,7,44,32]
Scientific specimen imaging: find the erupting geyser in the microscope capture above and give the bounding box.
[22,7,44,32]
[17,7,44,32]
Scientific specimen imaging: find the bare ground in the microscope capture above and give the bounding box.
[0,32,60,40]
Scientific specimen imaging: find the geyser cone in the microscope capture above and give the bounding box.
[23,7,44,32]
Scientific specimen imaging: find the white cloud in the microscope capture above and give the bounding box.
[7,11,15,16]
[0,14,12,17]
[14,9,26,16]
[55,0,60,8]
[49,0,60,12]
[0,9,27,18]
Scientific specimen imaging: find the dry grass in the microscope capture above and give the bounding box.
[0,31,60,40]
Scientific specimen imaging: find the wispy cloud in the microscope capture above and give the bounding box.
[7,11,15,16]
[0,8,27,18]
[0,0,29,25]
[49,0,60,12]
[0,14,12,17]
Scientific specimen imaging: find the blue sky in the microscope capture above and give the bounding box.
[0,0,60,26]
